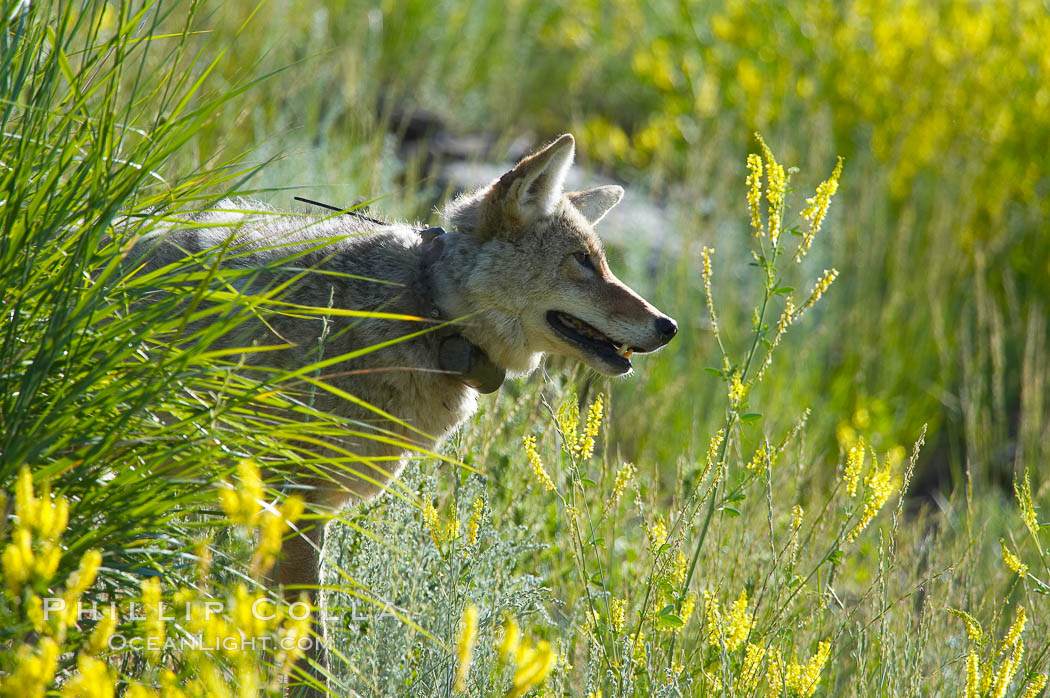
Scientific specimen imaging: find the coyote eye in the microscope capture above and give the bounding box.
[573,251,595,271]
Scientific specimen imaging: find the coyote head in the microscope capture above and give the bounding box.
[440,134,677,377]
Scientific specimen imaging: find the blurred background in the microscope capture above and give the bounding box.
[186,0,1049,500]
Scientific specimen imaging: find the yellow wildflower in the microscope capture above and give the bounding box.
[680,592,697,624]
[219,459,265,526]
[797,641,832,696]
[1014,469,1040,539]
[5,637,59,698]
[523,435,556,492]
[60,654,115,698]
[422,497,444,547]
[805,269,839,310]
[253,495,303,576]
[86,607,118,656]
[467,497,484,546]
[608,462,637,507]
[703,591,723,645]
[789,505,804,561]
[699,428,726,486]
[498,616,521,661]
[757,295,797,380]
[1022,674,1048,698]
[672,549,688,587]
[611,598,626,633]
[757,134,787,246]
[746,444,768,473]
[1000,607,1026,656]
[843,439,865,497]
[454,604,478,692]
[507,639,556,698]
[141,577,165,661]
[728,371,747,405]
[556,397,580,456]
[631,632,647,666]
[847,452,897,542]
[701,246,719,337]
[724,590,752,651]
[576,394,604,460]
[964,649,980,698]
[948,608,984,644]
[745,153,763,236]
[740,642,766,693]
[647,515,668,551]
[991,641,1024,698]
[1000,539,1028,577]
[797,156,844,262]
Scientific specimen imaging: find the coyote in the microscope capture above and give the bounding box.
[133,134,676,692]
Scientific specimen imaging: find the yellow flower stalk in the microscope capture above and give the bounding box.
[740,642,766,693]
[1000,606,1026,656]
[728,370,746,405]
[647,515,667,551]
[703,591,722,645]
[422,497,444,547]
[796,156,844,262]
[454,604,479,692]
[219,459,265,526]
[1014,469,1040,539]
[140,577,165,661]
[610,598,626,633]
[680,592,697,625]
[701,246,720,338]
[467,497,484,546]
[991,641,1024,698]
[964,649,980,698]
[499,623,557,698]
[948,608,984,644]
[672,549,687,586]
[86,607,118,656]
[3,637,59,698]
[797,641,832,697]
[745,153,763,236]
[576,394,604,461]
[1022,674,1048,698]
[805,269,839,310]
[789,505,804,562]
[843,439,866,497]
[498,616,521,661]
[608,462,636,507]
[523,435,555,492]
[724,590,751,650]
[1000,539,1028,577]
[60,654,115,698]
[757,134,787,246]
[847,452,897,542]
[556,398,580,456]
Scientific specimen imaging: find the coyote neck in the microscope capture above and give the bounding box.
[425,232,542,376]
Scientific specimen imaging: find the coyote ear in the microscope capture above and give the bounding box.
[495,134,575,222]
[567,185,624,225]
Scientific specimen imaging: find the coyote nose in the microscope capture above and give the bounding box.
[655,316,677,342]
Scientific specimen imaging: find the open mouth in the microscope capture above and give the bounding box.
[546,310,640,373]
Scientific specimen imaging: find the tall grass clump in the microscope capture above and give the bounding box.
[0,1,364,693]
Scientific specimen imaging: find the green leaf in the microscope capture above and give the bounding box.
[704,367,724,377]
[655,614,686,629]
[774,286,794,295]
[580,477,598,487]
[722,507,741,517]
[658,604,676,616]
[740,412,762,423]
